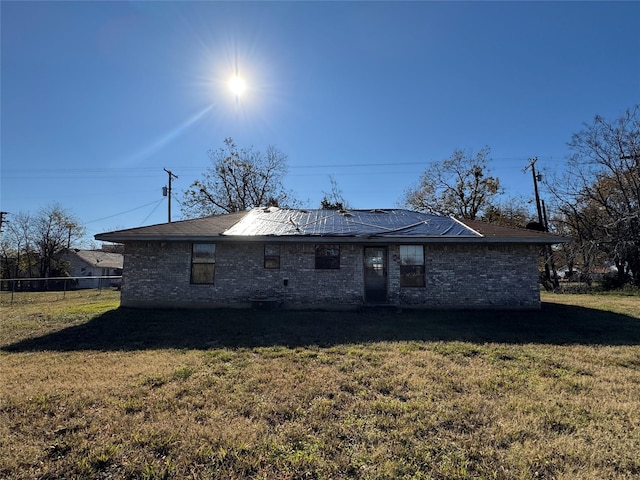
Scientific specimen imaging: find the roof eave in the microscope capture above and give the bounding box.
[95,233,569,245]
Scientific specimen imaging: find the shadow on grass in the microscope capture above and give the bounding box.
[3,302,640,352]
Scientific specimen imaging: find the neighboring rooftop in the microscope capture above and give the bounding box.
[68,249,123,269]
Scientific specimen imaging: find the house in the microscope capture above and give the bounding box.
[557,263,618,282]
[95,207,568,309]
[60,249,123,289]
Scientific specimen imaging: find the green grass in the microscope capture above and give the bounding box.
[1,291,639,479]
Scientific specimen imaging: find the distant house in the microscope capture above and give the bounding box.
[557,263,618,282]
[95,208,568,309]
[60,249,123,289]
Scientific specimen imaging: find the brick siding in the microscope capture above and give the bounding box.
[120,241,541,309]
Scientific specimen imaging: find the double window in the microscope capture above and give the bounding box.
[315,244,340,269]
[400,245,425,287]
[191,243,216,284]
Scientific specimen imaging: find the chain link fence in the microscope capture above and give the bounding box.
[0,276,122,305]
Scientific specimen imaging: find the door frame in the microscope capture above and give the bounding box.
[363,246,388,304]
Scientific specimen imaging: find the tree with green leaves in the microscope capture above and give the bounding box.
[403,147,502,220]
[182,138,296,218]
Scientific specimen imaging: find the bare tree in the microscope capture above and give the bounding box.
[548,105,640,286]
[481,196,534,228]
[320,175,349,210]
[403,147,502,220]
[0,212,36,281]
[33,204,85,279]
[182,138,296,217]
[1,205,84,289]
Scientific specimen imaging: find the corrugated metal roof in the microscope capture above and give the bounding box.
[95,208,568,244]
[222,208,481,238]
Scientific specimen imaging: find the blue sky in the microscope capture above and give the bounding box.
[1,1,638,245]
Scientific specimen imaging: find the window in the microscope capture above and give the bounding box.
[264,244,280,269]
[191,243,216,284]
[315,244,340,269]
[400,245,425,287]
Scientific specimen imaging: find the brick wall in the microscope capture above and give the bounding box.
[121,241,364,308]
[120,241,541,309]
[388,244,540,308]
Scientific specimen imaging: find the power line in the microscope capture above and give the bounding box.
[170,192,184,206]
[85,200,166,224]
[140,198,166,225]
[2,154,566,178]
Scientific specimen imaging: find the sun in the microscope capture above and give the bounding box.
[228,75,246,96]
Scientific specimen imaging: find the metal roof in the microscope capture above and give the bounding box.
[95,208,568,244]
[223,208,480,237]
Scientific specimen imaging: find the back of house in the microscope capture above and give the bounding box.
[95,207,567,309]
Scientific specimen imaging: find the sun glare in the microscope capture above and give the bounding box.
[228,75,246,96]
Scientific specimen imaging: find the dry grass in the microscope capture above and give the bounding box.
[1,290,639,479]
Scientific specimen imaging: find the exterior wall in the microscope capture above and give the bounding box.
[388,244,541,308]
[120,241,364,308]
[120,241,541,309]
[60,253,121,289]
[63,256,95,288]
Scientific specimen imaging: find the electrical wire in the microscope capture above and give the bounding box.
[140,198,166,225]
[85,199,166,224]
[170,193,184,206]
[1,155,564,179]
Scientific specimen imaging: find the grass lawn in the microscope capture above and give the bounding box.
[1,290,639,479]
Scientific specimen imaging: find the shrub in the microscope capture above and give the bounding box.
[600,272,629,291]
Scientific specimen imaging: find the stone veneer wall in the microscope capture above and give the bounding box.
[120,241,541,309]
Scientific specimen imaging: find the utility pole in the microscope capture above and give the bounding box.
[542,199,559,288]
[0,211,8,233]
[163,168,178,223]
[524,157,544,228]
[67,224,74,249]
[524,158,553,286]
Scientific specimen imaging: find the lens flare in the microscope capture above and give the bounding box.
[228,76,246,96]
